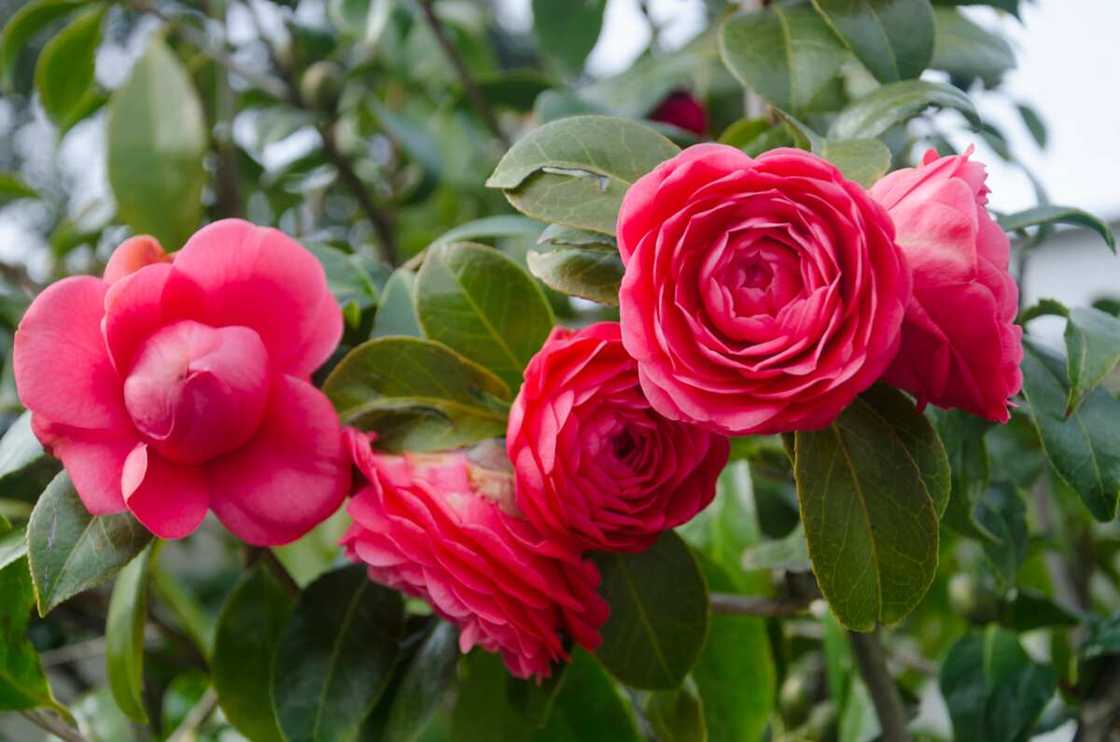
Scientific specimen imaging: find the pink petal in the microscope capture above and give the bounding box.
[102,262,177,375]
[208,375,349,546]
[103,235,169,285]
[14,276,130,432]
[122,443,209,539]
[167,219,342,377]
[33,416,135,515]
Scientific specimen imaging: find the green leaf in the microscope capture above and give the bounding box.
[719,5,849,112]
[677,460,763,588]
[486,115,679,235]
[741,523,810,572]
[998,205,1116,253]
[930,7,1015,88]
[448,651,535,742]
[0,172,38,204]
[34,5,104,129]
[933,0,1021,16]
[820,138,892,188]
[0,524,26,573]
[974,484,1027,588]
[933,409,997,541]
[537,650,641,742]
[27,472,153,616]
[810,0,935,82]
[0,0,88,90]
[0,411,58,503]
[828,79,979,140]
[645,677,707,742]
[431,215,544,246]
[939,627,1056,742]
[105,544,153,723]
[415,241,554,390]
[1082,614,1120,661]
[997,588,1079,632]
[594,531,709,690]
[273,564,405,742]
[372,269,422,339]
[272,509,350,589]
[527,242,624,305]
[381,621,459,742]
[323,336,511,453]
[1063,307,1120,413]
[532,0,605,77]
[213,563,294,742]
[1017,103,1047,148]
[793,386,942,630]
[1020,341,1120,521]
[308,243,382,320]
[108,37,207,252]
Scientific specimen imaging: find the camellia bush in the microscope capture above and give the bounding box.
[2,0,1120,740]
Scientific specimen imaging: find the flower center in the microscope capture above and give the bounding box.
[123,320,271,465]
[739,256,774,290]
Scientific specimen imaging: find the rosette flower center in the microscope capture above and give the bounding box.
[123,320,270,465]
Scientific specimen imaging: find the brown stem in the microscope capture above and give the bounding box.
[849,629,912,742]
[415,0,510,148]
[19,710,89,742]
[167,687,219,742]
[709,592,813,617]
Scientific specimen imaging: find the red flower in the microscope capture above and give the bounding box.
[649,90,708,137]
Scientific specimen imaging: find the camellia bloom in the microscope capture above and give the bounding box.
[13,220,350,544]
[341,430,608,680]
[617,144,911,436]
[649,90,708,137]
[870,147,1022,422]
[507,322,728,552]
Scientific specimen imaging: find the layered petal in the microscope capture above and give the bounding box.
[103,235,169,285]
[33,417,135,515]
[122,443,210,539]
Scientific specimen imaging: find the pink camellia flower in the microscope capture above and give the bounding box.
[13,219,350,545]
[870,147,1022,422]
[507,322,728,553]
[617,144,911,436]
[341,430,608,680]
[649,90,708,137]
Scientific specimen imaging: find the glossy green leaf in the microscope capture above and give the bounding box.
[34,5,104,129]
[828,79,979,140]
[793,386,942,630]
[0,524,26,573]
[273,564,405,742]
[974,484,1027,588]
[324,336,511,452]
[431,215,543,246]
[0,0,88,90]
[308,243,382,319]
[105,544,153,723]
[933,410,997,541]
[930,7,1015,87]
[537,650,641,742]
[1064,307,1120,412]
[719,5,849,112]
[1017,103,1047,148]
[372,269,422,339]
[1082,614,1120,661]
[939,627,1056,742]
[1020,341,1120,521]
[27,472,153,616]
[820,138,892,188]
[532,0,605,77]
[997,588,1079,632]
[0,411,58,504]
[527,242,624,305]
[810,0,935,82]
[450,651,537,742]
[998,205,1116,253]
[213,563,294,742]
[108,37,207,251]
[415,241,554,389]
[594,531,709,690]
[486,115,679,235]
[382,621,459,742]
[645,677,707,742]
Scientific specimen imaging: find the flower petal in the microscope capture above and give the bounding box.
[33,416,135,515]
[122,443,210,539]
[103,235,169,285]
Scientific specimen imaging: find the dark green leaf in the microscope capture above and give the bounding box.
[527,242,624,305]
[1082,614,1120,661]
[719,5,849,112]
[1063,307,1120,413]
[273,564,405,742]
[1016,103,1047,148]
[810,0,935,82]
[0,0,88,90]
[214,563,294,742]
[105,544,153,723]
[974,484,1027,588]
[308,243,382,320]
[432,215,543,246]
[272,510,349,589]
[930,8,1015,87]
[372,269,422,339]
[678,461,764,587]
[1018,297,1069,324]
[532,0,605,77]
[324,336,511,453]
[793,386,942,630]
[939,627,1056,742]
[449,651,535,742]
[474,71,553,112]
[537,650,641,742]
[594,531,709,690]
[27,472,153,616]
[828,79,979,140]
[415,241,554,389]
[382,621,459,742]
[34,5,104,129]
[997,588,1079,632]
[933,0,1021,16]
[486,115,679,235]
[1020,341,1120,521]
[107,37,207,251]
[933,410,997,540]
[998,205,1116,253]
[645,677,707,742]
[717,117,771,148]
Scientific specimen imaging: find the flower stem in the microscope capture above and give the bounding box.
[848,628,912,742]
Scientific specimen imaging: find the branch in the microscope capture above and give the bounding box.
[167,687,219,742]
[709,592,813,617]
[415,0,510,148]
[849,629,912,742]
[19,710,89,742]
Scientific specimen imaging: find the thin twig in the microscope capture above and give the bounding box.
[19,710,89,742]
[709,592,813,617]
[849,629,912,742]
[40,637,107,667]
[167,687,219,742]
[415,0,510,147]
